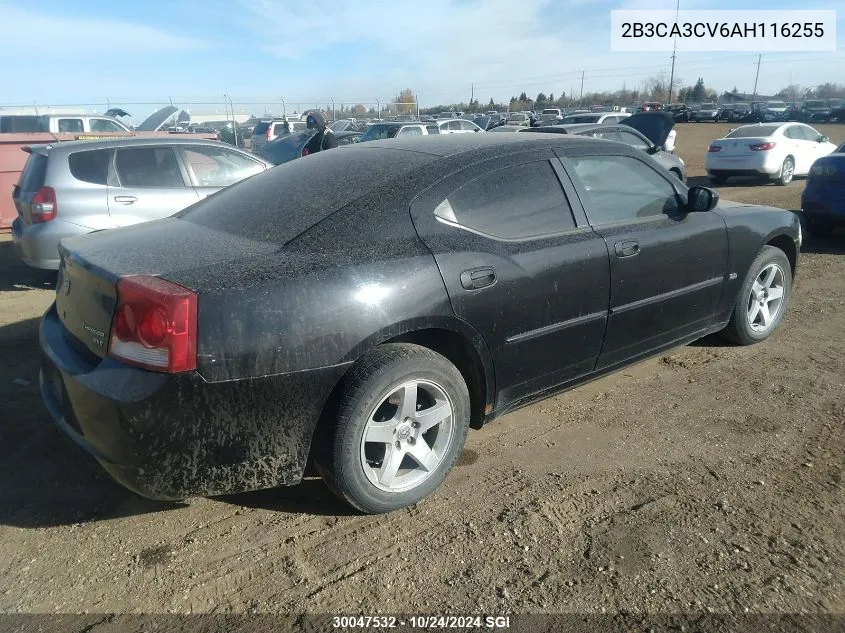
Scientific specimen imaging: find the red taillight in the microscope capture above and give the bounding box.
[707,145,722,153]
[108,276,197,373]
[266,126,272,142]
[31,186,57,223]
[301,147,310,156]
[749,142,776,151]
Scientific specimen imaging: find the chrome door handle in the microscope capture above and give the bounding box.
[113,196,137,205]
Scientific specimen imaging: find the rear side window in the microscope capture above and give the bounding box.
[426,125,440,134]
[435,161,576,240]
[58,119,84,133]
[115,147,185,187]
[68,149,110,185]
[17,153,48,191]
[397,126,423,136]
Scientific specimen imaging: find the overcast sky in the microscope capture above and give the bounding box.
[1,0,842,119]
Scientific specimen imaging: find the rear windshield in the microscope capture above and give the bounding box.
[700,103,717,109]
[17,153,48,190]
[806,100,826,108]
[564,114,601,123]
[726,125,781,138]
[178,147,435,243]
[542,109,559,114]
[766,101,786,108]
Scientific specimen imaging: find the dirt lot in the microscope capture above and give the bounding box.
[1,124,843,627]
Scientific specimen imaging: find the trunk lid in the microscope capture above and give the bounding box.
[712,136,772,157]
[55,245,119,358]
[13,149,49,225]
[621,111,675,147]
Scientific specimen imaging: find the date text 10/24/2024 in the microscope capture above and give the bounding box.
[333,615,511,629]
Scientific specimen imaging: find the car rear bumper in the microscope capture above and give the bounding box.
[802,188,845,223]
[12,217,91,270]
[706,153,782,176]
[39,303,349,500]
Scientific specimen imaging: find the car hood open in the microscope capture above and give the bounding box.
[622,111,675,147]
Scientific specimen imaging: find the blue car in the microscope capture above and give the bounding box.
[800,142,845,237]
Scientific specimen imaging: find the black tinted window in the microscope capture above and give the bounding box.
[1,116,44,133]
[570,155,678,225]
[115,147,185,187]
[68,149,109,185]
[252,122,271,135]
[426,125,440,134]
[438,161,576,240]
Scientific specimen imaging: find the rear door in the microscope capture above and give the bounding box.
[107,146,199,227]
[410,149,610,408]
[560,149,728,370]
[178,145,267,198]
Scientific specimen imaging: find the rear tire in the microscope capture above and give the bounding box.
[316,344,471,514]
[720,246,792,346]
[774,157,794,186]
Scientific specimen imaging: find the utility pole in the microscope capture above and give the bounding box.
[752,54,762,101]
[667,0,680,103]
[470,83,474,110]
[580,71,585,102]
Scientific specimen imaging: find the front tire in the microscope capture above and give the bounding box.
[317,344,471,514]
[775,157,794,186]
[720,246,792,346]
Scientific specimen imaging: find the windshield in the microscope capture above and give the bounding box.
[542,109,559,114]
[725,124,782,138]
[806,100,826,108]
[180,148,435,244]
[359,124,402,142]
[564,114,601,123]
[766,101,786,108]
[330,120,351,131]
[700,103,717,109]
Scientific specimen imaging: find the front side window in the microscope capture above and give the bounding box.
[460,120,478,131]
[89,118,125,132]
[68,149,110,185]
[447,121,462,131]
[434,160,576,240]
[58,119,83,133]
[569,154,679,225]
[115,147,185,188]
[180,146,264,187]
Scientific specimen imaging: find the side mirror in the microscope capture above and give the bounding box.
[687,186,719,212]
[819,135,829,143]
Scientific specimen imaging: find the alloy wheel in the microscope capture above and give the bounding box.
[747,263,786,332]
[360,380,455,493]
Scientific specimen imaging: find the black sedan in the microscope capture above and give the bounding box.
[40,134,800,513]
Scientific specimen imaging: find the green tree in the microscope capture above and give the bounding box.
[394,88,416,114]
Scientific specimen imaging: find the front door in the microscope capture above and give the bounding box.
[560,150,729,370]
[410,149,610,408]
[107,146,199,227]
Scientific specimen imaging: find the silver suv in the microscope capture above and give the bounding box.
[12,137,271,269]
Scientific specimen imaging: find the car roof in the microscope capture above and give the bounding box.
[24,137,246,155]
[353,133,615,158]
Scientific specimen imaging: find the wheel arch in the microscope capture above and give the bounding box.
[765,233,798,279]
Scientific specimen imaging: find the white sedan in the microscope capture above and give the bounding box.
[706,122,837,185]
[437,118,485,134]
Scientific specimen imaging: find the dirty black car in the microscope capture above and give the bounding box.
[39,134,801,514]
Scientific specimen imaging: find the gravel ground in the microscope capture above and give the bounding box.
[1,123,843,631]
